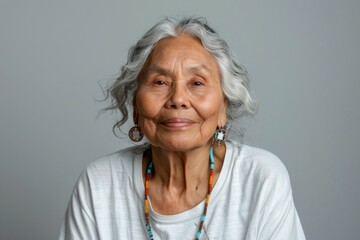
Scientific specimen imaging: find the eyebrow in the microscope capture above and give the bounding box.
[145,64,211,75]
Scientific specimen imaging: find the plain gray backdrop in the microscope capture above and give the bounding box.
[1,0,359,239]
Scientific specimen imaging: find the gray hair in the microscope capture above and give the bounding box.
[104,16,257,139]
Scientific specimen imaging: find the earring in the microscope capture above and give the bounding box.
[213,127,226,145]
[128,125,144,142]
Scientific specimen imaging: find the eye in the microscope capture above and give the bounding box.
[191,79,205,86]
[154,80,166,85]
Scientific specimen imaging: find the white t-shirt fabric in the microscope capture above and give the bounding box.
[59,141,306,240]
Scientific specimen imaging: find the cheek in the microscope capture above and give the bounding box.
[135,94,157,137]
[194,94,223,120]
[136,90,162,119]
[135,91,164,141]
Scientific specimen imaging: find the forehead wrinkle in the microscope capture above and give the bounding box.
[145,64,172,76]
[145,63,212,76]
[187,64,212,74]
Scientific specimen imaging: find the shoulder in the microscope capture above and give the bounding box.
[223,142,305,239]
[227,141,291,186]
[242,144,289,179]
[74,145,145,194]
[84,145,145,175]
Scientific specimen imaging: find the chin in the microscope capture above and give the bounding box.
[154,136,210,152]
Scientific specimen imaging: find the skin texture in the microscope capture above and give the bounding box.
[135,35,227,214]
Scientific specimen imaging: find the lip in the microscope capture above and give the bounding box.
[160,118,196,128]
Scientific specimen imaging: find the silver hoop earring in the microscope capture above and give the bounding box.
[213,127,226,145]
[128,125,143,142]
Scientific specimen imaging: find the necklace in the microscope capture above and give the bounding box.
[144,146,215,240]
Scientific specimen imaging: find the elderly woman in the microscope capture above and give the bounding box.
[59,17,305,239]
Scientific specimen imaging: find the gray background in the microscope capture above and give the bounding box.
[1,0,359,239]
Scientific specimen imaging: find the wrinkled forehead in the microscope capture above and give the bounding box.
[140,35,220,77]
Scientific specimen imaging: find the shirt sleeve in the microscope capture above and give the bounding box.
[58,169,100,240]
[257,167,306,240]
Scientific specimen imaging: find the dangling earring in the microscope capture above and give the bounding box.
[130,109,143,142]
[213,127,226,145]
[128,125,143,142]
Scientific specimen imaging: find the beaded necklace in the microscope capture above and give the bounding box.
[144,146,215,240]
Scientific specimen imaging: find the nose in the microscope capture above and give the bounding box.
[165,83,190,109]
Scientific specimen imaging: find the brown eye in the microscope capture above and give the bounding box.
[193,81,204,86]
[189,75,206,87]
[154,80,166,85]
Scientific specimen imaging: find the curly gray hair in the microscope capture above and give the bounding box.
[105,16,257,139]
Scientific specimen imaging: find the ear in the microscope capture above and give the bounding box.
[132,95,139,125]
[218,97,228,127]
[133,108,139,125]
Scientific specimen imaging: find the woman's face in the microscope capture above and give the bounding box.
[135,35,227,151]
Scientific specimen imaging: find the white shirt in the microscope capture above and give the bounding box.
[59,141,306,239]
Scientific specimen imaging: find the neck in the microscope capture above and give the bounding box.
[146,143,225,194]
[143,144,223,238]
[151,144,211,191]
[143,143,226,215]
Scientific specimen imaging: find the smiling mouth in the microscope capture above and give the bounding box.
[160,118,196,128]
